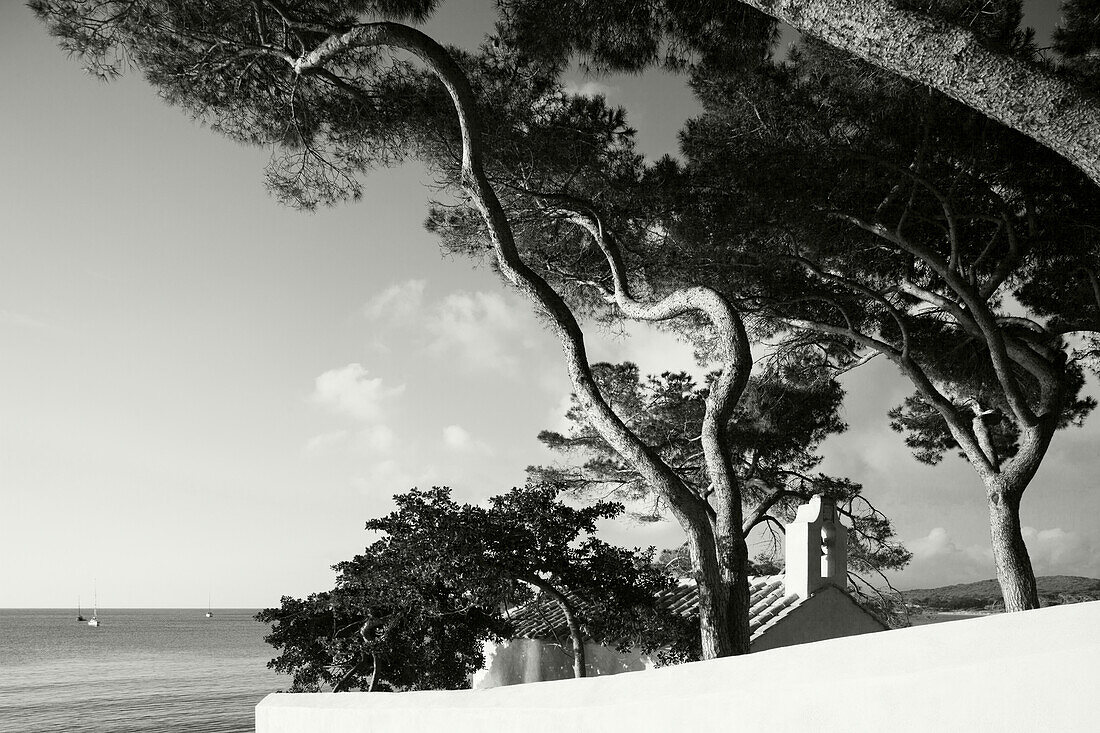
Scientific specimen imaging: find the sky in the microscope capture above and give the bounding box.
[2,0,1095,609]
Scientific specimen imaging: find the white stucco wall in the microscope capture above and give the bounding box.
[256,600,1100,733]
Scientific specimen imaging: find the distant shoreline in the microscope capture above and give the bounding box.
[907,610,987,626]
[0,607,263,612]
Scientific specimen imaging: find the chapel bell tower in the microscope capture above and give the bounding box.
[784,495,848,599]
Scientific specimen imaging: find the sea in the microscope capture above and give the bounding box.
[0,609,283,733]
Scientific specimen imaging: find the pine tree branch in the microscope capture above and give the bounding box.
[735,0,1100,186]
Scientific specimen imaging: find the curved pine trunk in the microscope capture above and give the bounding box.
[297,21,755,662]
[988,489,1041,611]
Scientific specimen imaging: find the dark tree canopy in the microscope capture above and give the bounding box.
[640,22,1100,609]
[256,511,511,692]
[494,0,1100,185]
[257,485,692,691]
[34,0,1097,644]
[670,35,1099,460]
[1053,0,1100,87]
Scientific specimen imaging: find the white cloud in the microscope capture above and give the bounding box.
[842,428,914,477]
[443,424,472,448]
[361,285,545,377]
[442,424,493,454]
[364,279,426,322]
[311,363,404,422]
[1021,526,1100,577]
[544,393,577,434]
[909,527,992,564]
[897,525,1100,589]
[897,527,995,589]
[563,80,620,99]
[426,291,538,375]
[303,430,349,456]
[357,424,396,453]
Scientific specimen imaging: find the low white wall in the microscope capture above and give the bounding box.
[256,601,1100,733]
[472,638,649,689]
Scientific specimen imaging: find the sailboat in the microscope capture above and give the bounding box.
[205,592,214,619]
[88,587,100,627]
[76,597,85,622]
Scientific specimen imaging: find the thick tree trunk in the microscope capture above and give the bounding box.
[684,528,734,658]
[682,515,754,657]
[720,532,753,655]
[933,406,1046,611]
[984,422,1055,611]
[737,0,1100,187]
[900,360,1046,613]
[987,487,1040,611]
[566,206,755,659]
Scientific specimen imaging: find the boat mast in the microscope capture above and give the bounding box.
[87,582,100,626]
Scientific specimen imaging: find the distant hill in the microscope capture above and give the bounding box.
[904,576,1100,611]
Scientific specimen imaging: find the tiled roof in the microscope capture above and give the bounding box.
[507,575,803,645]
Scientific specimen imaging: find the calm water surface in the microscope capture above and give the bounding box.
[0,609,282,732]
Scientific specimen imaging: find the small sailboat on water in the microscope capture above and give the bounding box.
[205,592,214,619]
[88,588,100,627]
[76,597,85,622]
